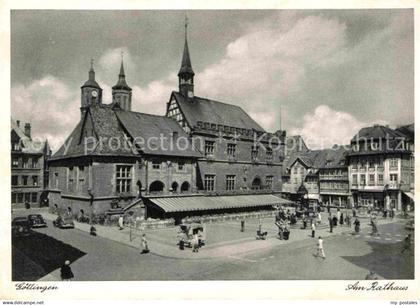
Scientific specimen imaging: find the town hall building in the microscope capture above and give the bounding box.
[48,22,288,221]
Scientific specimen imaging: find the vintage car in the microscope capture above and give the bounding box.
[27,214,48,228]
[12,217,32,237]
[53,215,75,229]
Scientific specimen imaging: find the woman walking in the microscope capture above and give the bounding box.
[315,236,326,259]
[141,233,149,254]
[354,217,361,234]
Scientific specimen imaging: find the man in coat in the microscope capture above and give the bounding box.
[60,260,74,281]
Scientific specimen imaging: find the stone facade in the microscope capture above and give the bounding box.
[11,119,50,208]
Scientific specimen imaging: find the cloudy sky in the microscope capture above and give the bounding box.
[11,9,413,151]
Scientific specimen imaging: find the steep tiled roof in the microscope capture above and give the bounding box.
[396,123,414,142]
[52,104,201,160]
[115,110,201,157]
[351,125,406,143]
[289,145,349,170]
[172,91,265,132]
[11,119,44,154]
[52,105,135,159]
[319,145,349,169]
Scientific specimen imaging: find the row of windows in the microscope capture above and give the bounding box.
[204,141,274,161]
[12,175,38,187]
[351,158,398,169]
[320,182,348,190]
[151,160,186,171]
[11,156,39,168]
[351,173,398,185]
[351,140,410,152]
[11,192,38,204]
[319,169,347,177]
[196,120,266,138]
[203,175,274,191]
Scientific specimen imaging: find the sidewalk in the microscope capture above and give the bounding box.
[40,212,401,260]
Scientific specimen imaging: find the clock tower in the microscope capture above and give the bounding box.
[81,59,102,117]
[178,16,194,99]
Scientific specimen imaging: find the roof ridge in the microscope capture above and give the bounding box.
[114,108,169,119]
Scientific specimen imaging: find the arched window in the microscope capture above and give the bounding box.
[171,182,179,192]
[181,181,190,192]
[149,180,165,193]
[251,177,262,190]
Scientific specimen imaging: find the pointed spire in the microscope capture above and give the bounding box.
[89,58,95,80]
[112,51,131,91]
[82,58,101,89]
[119,51,125,76]
[178,15,194,76]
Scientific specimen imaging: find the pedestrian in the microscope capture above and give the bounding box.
[90,225,97,236]
[337,209,341,223]
[141,233,149,254]
[311,222,315,238]
[240,220,245,232]
[354,217,360,234]
[365,270,379,280]
[371,218,378,235]
[346,214,352,227]
[315,236,326,259]
[60,260,74,281]
[327,203,330,214]
[192,232,199,253]
[328,214,333,233]
[339,212,344,226]
[317,212,322,225]
[401,234,412,253]
[118,215,124,230]
[352,207,356,218]
[391,207,396,219]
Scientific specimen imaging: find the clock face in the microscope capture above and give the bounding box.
[187,90,194,98]
[91,90,98,97]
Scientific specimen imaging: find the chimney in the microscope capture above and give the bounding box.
[24,123,31,138]
[16,120,20,127]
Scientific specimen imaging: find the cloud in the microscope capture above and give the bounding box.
[11,11,413,153]
[131,73,178,115]
[289,105,388,150]
[98,47,136,74]
[11,76,79,151]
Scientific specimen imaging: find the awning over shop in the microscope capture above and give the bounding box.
[403,191,415,201]
[147,194,292,213]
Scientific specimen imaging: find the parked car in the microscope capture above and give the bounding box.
[53,215,75,229]
[27,214,48,228]
[12,217,32,237]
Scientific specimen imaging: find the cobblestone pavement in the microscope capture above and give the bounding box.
[11,209,413,281]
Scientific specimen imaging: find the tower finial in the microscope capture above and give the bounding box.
[121,50,124,62]
[184,14,188,39]
[90,58,94,71]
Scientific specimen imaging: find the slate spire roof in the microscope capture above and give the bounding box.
[112,56,132,91]
[178,17,194,77]
[82,59,101,89]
